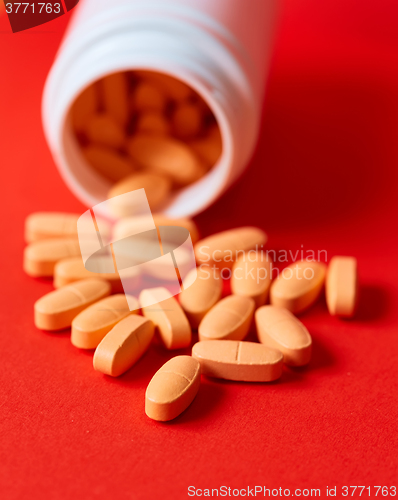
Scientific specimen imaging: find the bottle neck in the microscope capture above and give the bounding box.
[43,6,259,217]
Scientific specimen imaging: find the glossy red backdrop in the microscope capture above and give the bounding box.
[1,1,397,498]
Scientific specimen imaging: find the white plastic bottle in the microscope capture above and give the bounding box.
[42,0,278,218]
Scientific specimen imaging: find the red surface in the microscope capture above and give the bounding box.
[1,1,398,498]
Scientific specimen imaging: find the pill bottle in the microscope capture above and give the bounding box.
[42,0,278,218]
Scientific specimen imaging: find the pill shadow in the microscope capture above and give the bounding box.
[112,342,193,387]
[165,380,226,425]
[280,334,336,385]
[354,284,390,322]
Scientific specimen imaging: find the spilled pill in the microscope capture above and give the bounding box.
[179,266,222,328]
[34,278,111,331]
[255,305,312,366]
[93,314,154,377]
[326,256,358,317]
[270,261,326,314]
[25,212,79,243]
[23,238,81,277]
[113,214,199,244]
[127,134,205,186]
[53,256,136,293]
[145,355,201,421]
[198,295,255,342]
[231,251,273,308]
[192,340,283,382]
[71,294,138,349]
[140,287,191,349]
[194,227,267,269]
[25,212,110,243]
[108,172,171,216]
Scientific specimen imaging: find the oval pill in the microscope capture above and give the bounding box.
[145,356,201,421]
[25,212,110,243]
[140,287,191,349]
[270,261,326,314]
[34,278,111,331]
[132,81,167,112]
[136,111,170,136]
[72,83,98,133]
[113,214,199,244]
[255,305,312,366]
[53,257,133,293]
[23,238,81,277]
[135,71,193,101]
[83,145,135,183]
[85,113,125,149]
[326,256,358,317]
[189,125,222,167]
[198,295,255,342]
[101,72,129,126]
[192,340,283,382]
[127,134,205,186]
[93,315,154,377]
[231,251,273,308]
[108,172,171,216]
[179,266,222,328]
[194,227,267,269]
[71,294,139,349]
[172,102,202,139]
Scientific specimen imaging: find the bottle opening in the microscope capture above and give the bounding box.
[67,69,223,217]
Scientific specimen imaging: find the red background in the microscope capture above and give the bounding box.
[1,1,398,498]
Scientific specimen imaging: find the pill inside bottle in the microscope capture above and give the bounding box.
[68,70,223,216]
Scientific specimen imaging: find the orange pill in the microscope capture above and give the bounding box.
[198,295,255,342]
[93,315,154,377]
[179,266,222,328]
[231,251,273,308]
[189,125,222,167]
[194,227,267,269]
[270,261,326,314]
[135,111,170,135]
[255,305,312,366]
[71,294,139,349]
[140,287,191,349]
[101,72,129,126]
[83,145,135,183]
[25,212,110,243]
[172,102,203,139]
[145,356,201,421]
[34,278,111,331]
[24,238,81,277]
[131,82,167,112]
[192,340,283,382]
[71,83,98,133]
[53,256,131,293]
[107,172,171,216]
[113,214,199,244]
[326,256,358,317]
[85,113,125,149]
[135,71,193,101]
[127,134,205,186]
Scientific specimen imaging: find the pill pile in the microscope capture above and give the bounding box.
[24,212,358,421]
[71,70,222,214]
